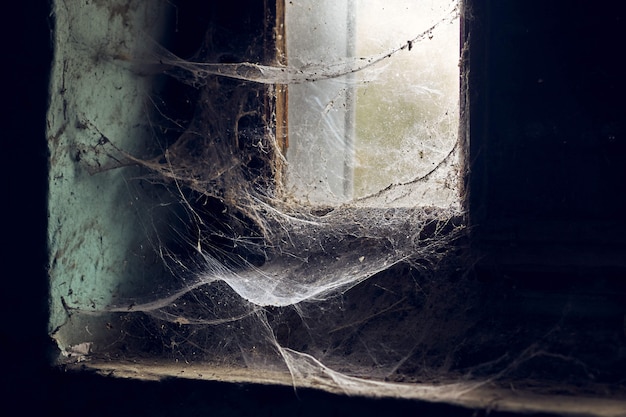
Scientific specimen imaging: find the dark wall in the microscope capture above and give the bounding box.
[4,0,53,408]
[469,1,626,272]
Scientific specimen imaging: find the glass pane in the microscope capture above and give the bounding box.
[285,0,460,207]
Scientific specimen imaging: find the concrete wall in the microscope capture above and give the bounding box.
[46,0,175,349]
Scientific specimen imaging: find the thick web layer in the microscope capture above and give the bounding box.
[57,3,620,398]
[54,0,624,398]
[57,1,474,389]
[61,0,464,378]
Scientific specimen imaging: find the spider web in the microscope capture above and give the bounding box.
[49,0,623,399]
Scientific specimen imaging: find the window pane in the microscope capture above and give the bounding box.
[285,0,460,207]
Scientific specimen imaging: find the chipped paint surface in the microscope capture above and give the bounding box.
[47,0,171,347]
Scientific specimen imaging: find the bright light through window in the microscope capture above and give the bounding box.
[283,0,460,207]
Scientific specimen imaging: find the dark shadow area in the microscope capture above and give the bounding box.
[4,0,56,410]
[468,0,626,270]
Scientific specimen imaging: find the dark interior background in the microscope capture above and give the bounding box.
[469,1,626,273]
[5,0,625,415]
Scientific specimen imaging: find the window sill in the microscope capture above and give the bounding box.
[64,358,626,417]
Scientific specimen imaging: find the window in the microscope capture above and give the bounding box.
[48,0,482,403]
[281,0,460,206]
